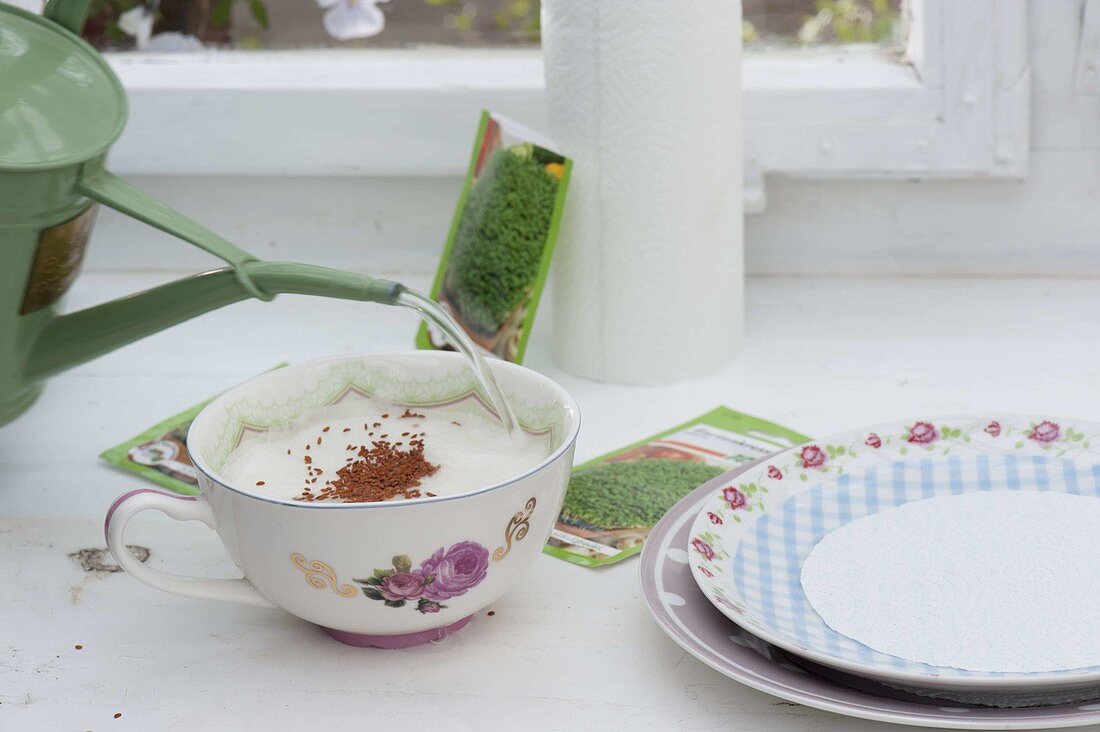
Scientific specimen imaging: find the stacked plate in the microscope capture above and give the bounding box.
[640,415,1100,729]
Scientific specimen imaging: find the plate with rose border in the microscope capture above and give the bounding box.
[642,462,1100,729]
[687,415,1100,693]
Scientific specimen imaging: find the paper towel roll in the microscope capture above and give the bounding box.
[542,0,743,385]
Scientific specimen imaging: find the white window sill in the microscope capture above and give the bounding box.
[106,5,1028,183]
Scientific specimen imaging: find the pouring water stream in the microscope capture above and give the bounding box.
[397,289,519,438]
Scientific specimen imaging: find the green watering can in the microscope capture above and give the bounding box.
[0,0,402,425]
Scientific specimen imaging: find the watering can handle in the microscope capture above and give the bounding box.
[76,162,272,301]
[43,0,90,34]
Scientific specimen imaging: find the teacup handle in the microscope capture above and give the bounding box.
[105,489,275,608]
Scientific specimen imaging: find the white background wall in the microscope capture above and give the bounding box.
[87,0,1100,278]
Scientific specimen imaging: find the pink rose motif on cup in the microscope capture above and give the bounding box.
[420,541,490,601]
[699,566,714,578]
[984,421,1001,437]
[865,433,882,449]
[378,571,426,602]
[907,422,938,444]
[353,541,490,614]
[767,465,783,480]
[722,486,747,510]
[691,537,715,561]
[707,511,723,525]
[800,445,826,469]
[1028,420,1061,443]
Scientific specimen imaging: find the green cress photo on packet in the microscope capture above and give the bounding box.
[101,399,208,496]
[416,110,571,363]
[544,407,810,568]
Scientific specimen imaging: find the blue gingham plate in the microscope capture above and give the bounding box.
[688,415,1100,693]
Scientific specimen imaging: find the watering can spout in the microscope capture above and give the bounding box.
[19,164,407,382]
[24,262,405,382]
[19,165,407,383]
[24,259,404,378]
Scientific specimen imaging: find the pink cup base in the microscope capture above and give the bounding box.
[321,615,473,649]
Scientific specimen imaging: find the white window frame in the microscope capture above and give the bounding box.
[105,0,1029,191]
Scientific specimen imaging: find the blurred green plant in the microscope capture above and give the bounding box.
[86,0,140,45]
[493,0,537,36]
[742,19,758,44]
[425,0,537,39]
[83,0,268,47]
[210,0,268,30]
[798,0,897,45]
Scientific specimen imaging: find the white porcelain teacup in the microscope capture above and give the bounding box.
[105,352,579,648]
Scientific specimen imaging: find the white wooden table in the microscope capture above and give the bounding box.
[5,269,1100,730]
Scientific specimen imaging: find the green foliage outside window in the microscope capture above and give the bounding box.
[77,0,898,51]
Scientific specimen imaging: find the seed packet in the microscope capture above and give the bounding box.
[100,365,286,495]
[416,110,571,363]
[544,407,811,568]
